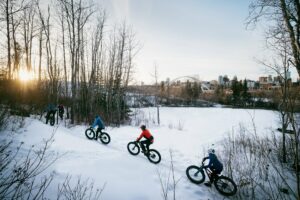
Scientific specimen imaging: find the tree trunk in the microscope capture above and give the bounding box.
[280,0,300,77]
[5,0,11,79]
[38,29,42,81]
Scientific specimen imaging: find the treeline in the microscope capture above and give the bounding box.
[159,80,201,105]
[213,78,270,109]
[214,78,300,111]
[145,77,300,110]
[0,0,138,125]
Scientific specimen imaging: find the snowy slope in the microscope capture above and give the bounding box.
[0,107,279,200]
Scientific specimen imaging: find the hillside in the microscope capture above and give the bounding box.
[0,107,286,199]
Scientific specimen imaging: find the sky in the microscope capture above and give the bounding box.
[99,0,279,84]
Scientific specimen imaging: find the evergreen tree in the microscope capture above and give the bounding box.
[231,76,242,106]
[241,79,252,106]
[191,82,200,99]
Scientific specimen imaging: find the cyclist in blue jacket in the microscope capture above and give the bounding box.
[92,115,105,140]
[45,103,57,124]
[202,148,223,186]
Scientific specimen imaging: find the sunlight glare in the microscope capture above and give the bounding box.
[18,69,34,81]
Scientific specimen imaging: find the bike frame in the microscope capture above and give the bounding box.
[200,163,218,183]
[134,141,142,151]
[96,128,103,134]
[94,128,106,138]
[135,141,150,152]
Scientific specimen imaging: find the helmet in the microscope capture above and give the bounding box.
[140,125,146,130]
[208,148,215,154]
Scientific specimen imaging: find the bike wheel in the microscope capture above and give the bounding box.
[147,149,161,164]
[50,117,55,126]
[127,142,140,155]
[99,132,110,144]
[186,165,205,184]
[214,176,237,196]
[85,128,95,140]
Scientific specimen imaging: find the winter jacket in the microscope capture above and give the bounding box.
[136,129,154,143]
[92,116,105,129]
[46,103,57,112]
[203,153,223,172]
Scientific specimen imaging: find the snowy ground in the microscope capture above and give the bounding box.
[0,107,279,200]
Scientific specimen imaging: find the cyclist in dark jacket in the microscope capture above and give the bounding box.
[58,104,64,120]
[202,148,223,186]
[136,125,154,155]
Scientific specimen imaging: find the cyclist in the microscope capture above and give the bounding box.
[136,125,154,155]
[58,104,64,120]
[45,103,57,124]
[202,148,223,187]
[92,115,105,140]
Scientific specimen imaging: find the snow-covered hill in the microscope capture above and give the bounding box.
[0,107,279,200]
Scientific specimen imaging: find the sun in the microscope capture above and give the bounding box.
[18,69,34,81]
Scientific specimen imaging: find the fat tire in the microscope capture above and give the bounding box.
[50,118,55,126]
[85,128,95,140]
[127,142,140,155]
[49,113,55,126]
[186,165,205,184]
[214,176,237,196]
[99,132,110,144]
[147,149,161,164]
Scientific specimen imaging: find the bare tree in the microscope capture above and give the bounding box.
[0,0,138,126]
[248,0,300,78]
[103,23,137,125]
[156,150,181,200]
[57,0,95,123]
[152,62,160,125]
[37,3,58,101]
[248,1,300,195]
[38,23,43,81]
[0,135,60,199]
[0,0,26,79]
[21,0,37,71]
[87,11,106,122]
[57,176,106,200]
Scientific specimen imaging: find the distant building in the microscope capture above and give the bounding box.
[259,76,271,90]
[218,75,230,87]
[268,75,273,83]
[246,80,256,90]
[166,77,170,84]
[258,75,282,90]
[218,76,224,85]
[201,81,214,93]
[259,76,268,83]
[273,76,282,86]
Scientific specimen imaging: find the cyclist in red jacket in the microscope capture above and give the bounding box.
[136,125,154,155]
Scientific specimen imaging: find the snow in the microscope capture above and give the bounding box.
[0,107,279,199]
